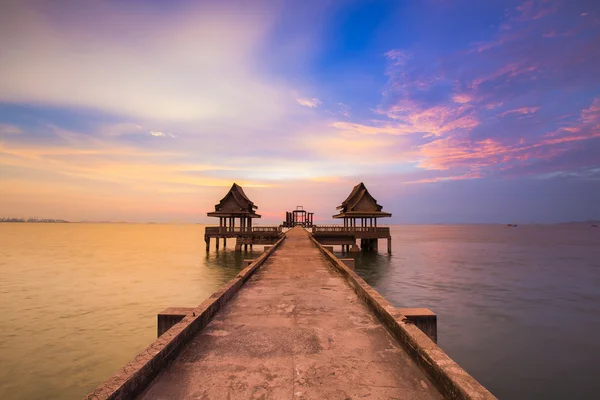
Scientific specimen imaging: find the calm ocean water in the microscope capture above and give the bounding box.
[0,223,599,399]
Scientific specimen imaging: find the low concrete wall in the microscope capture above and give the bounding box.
[83,235,286,400]
[309,235,496,400]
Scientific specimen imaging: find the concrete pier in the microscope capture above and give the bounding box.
[140,227,442,399]
[85,227,495,400]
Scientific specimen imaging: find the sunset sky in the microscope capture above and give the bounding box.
[1,0,599,223]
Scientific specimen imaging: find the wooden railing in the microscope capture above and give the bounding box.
[252,226,281,232]
[312,225,390,234]
[205,226,282,234]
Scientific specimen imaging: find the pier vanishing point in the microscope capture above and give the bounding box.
[85,183,496,400]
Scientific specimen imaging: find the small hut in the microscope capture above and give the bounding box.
[207,183,261,233]
[333,182,391,230]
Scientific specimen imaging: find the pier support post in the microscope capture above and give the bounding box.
[216,238,219,250]
[157,307,194,337]
[205,238,210,252]
[397,308,437,343]
[350,243,360,252]
[387,238,392,254]
[235,243,242,252]
[223,238,226,247]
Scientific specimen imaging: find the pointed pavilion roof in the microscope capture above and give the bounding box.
[207,183,261,218]
[332,182,391,219]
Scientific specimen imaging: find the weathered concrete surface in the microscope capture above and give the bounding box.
[139,227,442,400]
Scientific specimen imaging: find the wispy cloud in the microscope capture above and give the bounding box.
[296,98,321,108]
[149,131,177,138]
[0,124,22,135]
[0,0,308,123]
[498,107,541,117]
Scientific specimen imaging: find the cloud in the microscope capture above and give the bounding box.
[513,0,558,22]
[384,49,412,66]
[330,121,415,135]
[0,0,309,123]
[403,171,482,184]
[296,98,321,108]
[498,107,541,117]
[149,131,177,138]
[0,124,22,135]
[414,97,600,176]
[452,94,473,104]
[338,103,351,117]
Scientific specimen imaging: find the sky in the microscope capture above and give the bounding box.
[0,0,599,224]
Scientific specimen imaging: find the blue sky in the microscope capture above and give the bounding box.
[0,0,599,223]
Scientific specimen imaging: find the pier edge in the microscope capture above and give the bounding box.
[82,235,286,400]
[308,235,496,400]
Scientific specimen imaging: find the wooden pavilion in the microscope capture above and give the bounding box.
[282,206,314,228]
[205,183,282,251]
[333,182,391,229]
[312,182,392,253]
[207,183,260,233]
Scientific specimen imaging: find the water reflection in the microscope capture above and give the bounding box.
[205,246,264,277]
[332,249,392,288]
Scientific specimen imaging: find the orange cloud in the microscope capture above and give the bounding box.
[0,124,22,135]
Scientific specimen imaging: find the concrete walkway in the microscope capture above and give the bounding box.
[139,226,442,399]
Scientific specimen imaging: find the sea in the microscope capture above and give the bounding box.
[0,223,599,399]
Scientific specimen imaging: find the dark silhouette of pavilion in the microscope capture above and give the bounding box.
[205,183,280,251]
[333,182,391,230]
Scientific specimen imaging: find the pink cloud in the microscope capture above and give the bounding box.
[414,98,600,176]
[514,0,558,22]
[403,171,483,184]
[498,106,541,117]
[471,63,538,89]
[452,93,473,104]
